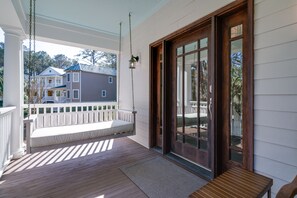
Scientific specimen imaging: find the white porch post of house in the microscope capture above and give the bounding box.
[3,28,25,159]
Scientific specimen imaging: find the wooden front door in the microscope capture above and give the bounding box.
[171,26,212,168]
[150,1,253,177]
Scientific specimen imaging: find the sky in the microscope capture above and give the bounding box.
[0,28,83,60]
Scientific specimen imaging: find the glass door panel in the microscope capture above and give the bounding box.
[199,49,208,151]
[173,31,211,168]
[176,56,183,136]
[230,32,243,163]
[184,53,198,147]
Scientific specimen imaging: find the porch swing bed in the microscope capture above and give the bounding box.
[25,109,136,153]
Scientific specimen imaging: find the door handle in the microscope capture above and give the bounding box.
[209,98,213,121]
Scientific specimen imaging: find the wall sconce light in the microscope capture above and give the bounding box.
[129,55,139,69]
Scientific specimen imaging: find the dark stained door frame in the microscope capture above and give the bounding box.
[149,0,254,178]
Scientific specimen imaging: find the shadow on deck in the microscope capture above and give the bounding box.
[0,137,156,198]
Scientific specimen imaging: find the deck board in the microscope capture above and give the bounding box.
[0,137,158,198]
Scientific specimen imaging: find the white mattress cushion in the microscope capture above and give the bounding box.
[31,120,134,147]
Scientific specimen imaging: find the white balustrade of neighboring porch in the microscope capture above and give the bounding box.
[0,106,16,179]
[24,102,118,117]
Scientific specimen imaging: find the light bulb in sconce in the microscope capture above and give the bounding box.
[129,55,139,69]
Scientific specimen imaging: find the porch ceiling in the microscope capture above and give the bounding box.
[0,0,168,51]
[19,0,168,36]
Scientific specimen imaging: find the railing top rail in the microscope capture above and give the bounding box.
[23,102,117,108]
[0,106,16,115]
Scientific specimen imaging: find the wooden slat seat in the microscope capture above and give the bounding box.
[189,167,273,198]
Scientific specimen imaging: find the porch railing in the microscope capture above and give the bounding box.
[23,102,124,153]
[0,106,16,179]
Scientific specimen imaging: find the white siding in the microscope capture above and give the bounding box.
[254,0,297,196]
[120,0,234,147]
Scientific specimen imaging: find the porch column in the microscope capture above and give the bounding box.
[3,28,25,159]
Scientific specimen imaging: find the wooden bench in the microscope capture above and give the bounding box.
[24,109,136,153]
[189,167,273,198]
[276,175,297,198]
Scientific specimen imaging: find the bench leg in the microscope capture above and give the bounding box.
[267,188,271,198]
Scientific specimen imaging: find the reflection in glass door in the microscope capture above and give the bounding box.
[173,29,211,168]
[230,26,243,163]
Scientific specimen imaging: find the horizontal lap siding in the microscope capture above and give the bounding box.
[254,0,297,196]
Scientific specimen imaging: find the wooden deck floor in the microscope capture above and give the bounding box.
[0,137,159,198]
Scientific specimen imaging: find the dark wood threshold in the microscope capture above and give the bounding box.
[150,146,162,154]
[165,152,212,181]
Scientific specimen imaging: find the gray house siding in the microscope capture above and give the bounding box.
[81,72,116,102]
[65,73,71,103]
[72,83,80,89]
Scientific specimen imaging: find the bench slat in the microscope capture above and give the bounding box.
[189,167,273,198]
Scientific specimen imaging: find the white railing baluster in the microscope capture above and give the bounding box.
[0,107,16,179]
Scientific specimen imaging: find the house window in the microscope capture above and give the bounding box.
[56,78,61,84]
[67,90,70,99]
[101,90,107,98]
[56,90,61,97]
[47,90,53,96]
[67,73,70,82]
[108,76,113,84]
[73,72,79,82]
[73,89,79,99]
[49,79,52,84]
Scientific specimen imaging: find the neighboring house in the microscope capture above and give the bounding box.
[36,66,66,103]
[64,64,116,103]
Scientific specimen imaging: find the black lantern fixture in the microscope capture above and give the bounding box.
[128,12,139,69]
[129,55,139,69]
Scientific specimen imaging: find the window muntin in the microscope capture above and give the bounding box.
[177,47,183,56]
[185,41,198,53]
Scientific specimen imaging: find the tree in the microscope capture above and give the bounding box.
[52,54,73,69]
[24,50,53,75]
[0,43,4,99]
[0,67,3,97]
[231,52,243,116]
[0,42,4,67]
[76,49,117,68]
[76,49,98,65]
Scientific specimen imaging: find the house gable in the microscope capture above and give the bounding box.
[38,67,65,76]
